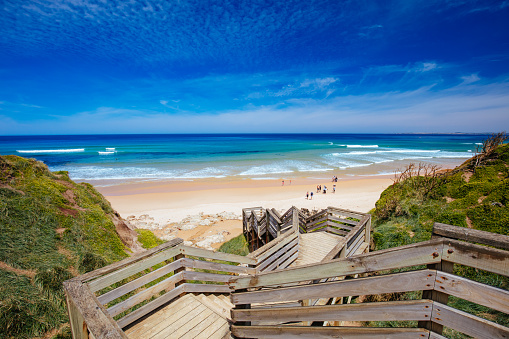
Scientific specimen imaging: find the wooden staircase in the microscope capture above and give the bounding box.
[125,294,233,339]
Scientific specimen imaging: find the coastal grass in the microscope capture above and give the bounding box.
[368,140,509,331]
[0,155,130,339]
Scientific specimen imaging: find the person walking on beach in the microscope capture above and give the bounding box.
[306,192,309,200]
[323,186,327,194]
[333,184,336,193]
[282,180,284,186]
[317,185,320,193]
[310,191,313,200]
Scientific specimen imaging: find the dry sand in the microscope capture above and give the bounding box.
[97,176,393,248]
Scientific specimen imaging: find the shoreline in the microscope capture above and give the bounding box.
[96,175,394,249]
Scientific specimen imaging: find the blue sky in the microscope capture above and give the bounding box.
[1,0,508,134]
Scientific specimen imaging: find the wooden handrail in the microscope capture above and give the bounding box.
[433,222,509,250]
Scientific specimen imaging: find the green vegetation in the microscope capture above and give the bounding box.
[218,233,249,256]
[136,229,165,249]
[0,155,135,339]
[370,138,509,332]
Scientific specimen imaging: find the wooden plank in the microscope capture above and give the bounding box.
[327,206,366,219]
[231,326,430,339]
[194,294,231,321]
[257,238,298,271]
[180,245,256,265]
[328,215,357,226]
[325,226,349,236]
[346,234,365,257]
[183,282,231,294]
[435,271,509,314]
[428,332,448,339]
[432,302,509,338]
[274,250,299,271]
[97,258,184,305]
[65,291,89,339]
[183,270,232,283]
[183,311,222,338]
[116,284,184,328]
[153,299,210,338]
[107,272,183,317]
[433,222,509,250]
[443,239,509,277]
[88,245,181,292]
[124,293,197,338]
[232,299,433,323]
[75,238,183,283]
[247,231,296,259]
[63,280,127,339]
[322,216,368,262]
[251,233,298,263]
[181,257,256,275]
[231,269,436,305]
[263,245,299,272]
[230,239,444,289]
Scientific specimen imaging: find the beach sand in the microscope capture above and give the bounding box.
[97,176,393,249]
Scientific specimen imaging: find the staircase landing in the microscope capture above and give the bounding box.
[291,232,343,266]
[125,293,233,339]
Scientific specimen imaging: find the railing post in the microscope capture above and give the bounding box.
[365,215,371,250]
[418,260,453,334]
[292,207,299,233]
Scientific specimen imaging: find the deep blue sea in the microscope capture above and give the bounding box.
[0,134,487,185]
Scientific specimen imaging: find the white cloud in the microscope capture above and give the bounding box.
[460,74,481,84]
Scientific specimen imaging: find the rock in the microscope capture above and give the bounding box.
[179,224,197,231]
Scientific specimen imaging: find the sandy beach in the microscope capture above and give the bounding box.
[97,176,393,249]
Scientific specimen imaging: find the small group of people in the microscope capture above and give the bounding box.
[332,175,339,182]
[305,191,314,200]
[316,183,336,194]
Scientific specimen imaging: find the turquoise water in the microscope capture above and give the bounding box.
[0,134,488,184]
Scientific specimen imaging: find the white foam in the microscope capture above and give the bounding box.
[98,151,115,155]
[105,148,116,151]
[17,148,85,154]
[346,145,379,148]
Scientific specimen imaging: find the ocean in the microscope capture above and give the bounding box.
[0,134,487,185]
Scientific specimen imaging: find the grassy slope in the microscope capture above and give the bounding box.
[0,155,131,338]
[371,143,509,335]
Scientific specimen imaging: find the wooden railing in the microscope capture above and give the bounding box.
[228,223,509,338]
[243,206,370,253]
[63,238,256,339]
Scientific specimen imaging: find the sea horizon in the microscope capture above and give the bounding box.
[0,133,490,186]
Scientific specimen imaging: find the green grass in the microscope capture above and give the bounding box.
[218,234,249,256]
[136,229,165,249]
[369,143,509,332]
[0,155,130,338]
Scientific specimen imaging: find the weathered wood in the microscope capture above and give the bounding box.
[231,326,430,339]
[116,284,185,328]
[231,239,444,289]
[443,239,509,277]
[433,222,509,250]
[327,206,366,219]
[183,282,231,294]
[322,215,368,261]
[63,280,127,338]
[435,271,509,314]
[419,259,453,333]
[232,299,433,323]
[252,233,298,265]
[97,258,184,305]
[123,293,197,337]
[328,215,358,226]
[194,294,232,321]
[180,245,256,265]
[432,302,509,338]
[76,238,182,283]
[247,230,296,260]
[346,233,365,257]
[325,226,349,236]
[65,291,88,339]
[428,332,448,339]
[107,271,184,316]
[257,238,298,271]
[88,245,181,292]
[263,246,299,272]
[183,270,232,283]
[231,270,436,305]
[181,257,256,275]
